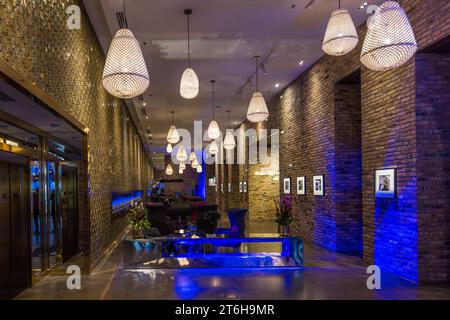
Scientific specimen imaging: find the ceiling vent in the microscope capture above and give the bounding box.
[0,90,16,103]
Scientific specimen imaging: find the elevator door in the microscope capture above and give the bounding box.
[60,165,78,262]
[0,161,31,292]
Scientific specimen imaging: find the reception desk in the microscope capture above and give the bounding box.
[122,233,303,269]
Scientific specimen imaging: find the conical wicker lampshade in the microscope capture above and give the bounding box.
[179,162,186,170]
[189,151,196,162]
[167,125,180,144]
[179,167,184,174]
[176,145,188,162]
[166,143,173,153]
[360,1,417,71]
[191,158,199,168]
[102,29,149,98]
[180,68,199,99]
[322,9,358,56]
[247,92,269,123]
[165,164,173,175]
[223,130,236,150]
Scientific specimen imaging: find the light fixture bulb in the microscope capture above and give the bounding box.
[102,29,149,98]
[322,9,359,56]
[360,1,417,71]
[167,125,180,144]
[180,68,199,99]
[223,130,236,150]
[165,164,173,175]
[166,143,173,153]
[247,91,269,123]
[208,120,221,140]
[176,145,188,162]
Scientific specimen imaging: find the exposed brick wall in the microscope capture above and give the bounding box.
[0,1,151,263]
[416,53,450,283]
[335,81,363,255]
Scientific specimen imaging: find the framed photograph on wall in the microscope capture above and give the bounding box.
[313,175,324,196]
[297,176,306,195]
[375,168,396,198]
[283,178,291,194]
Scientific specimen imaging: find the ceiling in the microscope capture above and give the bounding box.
[84,0,382,169]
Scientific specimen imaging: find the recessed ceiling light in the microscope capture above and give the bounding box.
[275,83,280,88]
[299,60,304,66]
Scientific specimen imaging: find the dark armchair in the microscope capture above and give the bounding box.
[191,204,220,234]
[145,203,176,236]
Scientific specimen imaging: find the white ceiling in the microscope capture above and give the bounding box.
[84,0,382,168]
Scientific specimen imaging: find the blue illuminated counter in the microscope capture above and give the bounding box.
[122,233,303,269]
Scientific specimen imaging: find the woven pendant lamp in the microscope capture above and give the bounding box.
[223,110,236,150]
[167,111,180,144]
[360,1,417,71]
[166,143,173,154]
[322,1,358,56]
[208,80,221,140]
[180,9,199,99]
[196,165,203,173]
[209,140,219,156]
[246,56,269,123]
[165,164,173,175]
[176,145,188,162]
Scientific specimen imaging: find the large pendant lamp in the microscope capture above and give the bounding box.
[223,110,236,150]
[167,111,180,144]
[176,145,188,162]
[165,164,173,175]
[246,56,269,123]
[322,0,358,56]
[102,7,149,99]
[360,1,417,71]
[208,80,221,140]
[180,9,199,99]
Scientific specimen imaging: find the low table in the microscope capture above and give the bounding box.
[122,233,303,269]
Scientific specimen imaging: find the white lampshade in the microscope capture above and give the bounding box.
[166,143,173,154]
[167,125,180,144]
[102,29,149,99]
[196,165,203,173]
[180,68,199,99]
[208,120,221,140]
[176,145,188,162]
[179,167,184,174]
[361,1,417,71]
[165,164,173,175]
[247,92,269,123]
[209,140,219,155]
[322,9,359,56]
[191,158,199,168]
[179,161,186,170]
[189,151,196,162]
[223,130,236,150]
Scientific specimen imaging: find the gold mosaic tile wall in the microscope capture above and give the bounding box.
[0,0,152,262]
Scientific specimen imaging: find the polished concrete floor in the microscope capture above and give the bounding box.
[15,221,450,300]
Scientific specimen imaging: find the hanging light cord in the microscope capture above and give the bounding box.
[227,110,231,129]
[187,11,191,67]
[255,56,259,91]
[211,80,216,120]
[338,0,341,9]
[171,111,175,125]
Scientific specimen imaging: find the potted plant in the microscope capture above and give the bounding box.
[274,196,293,236]
[127,201,151,238]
